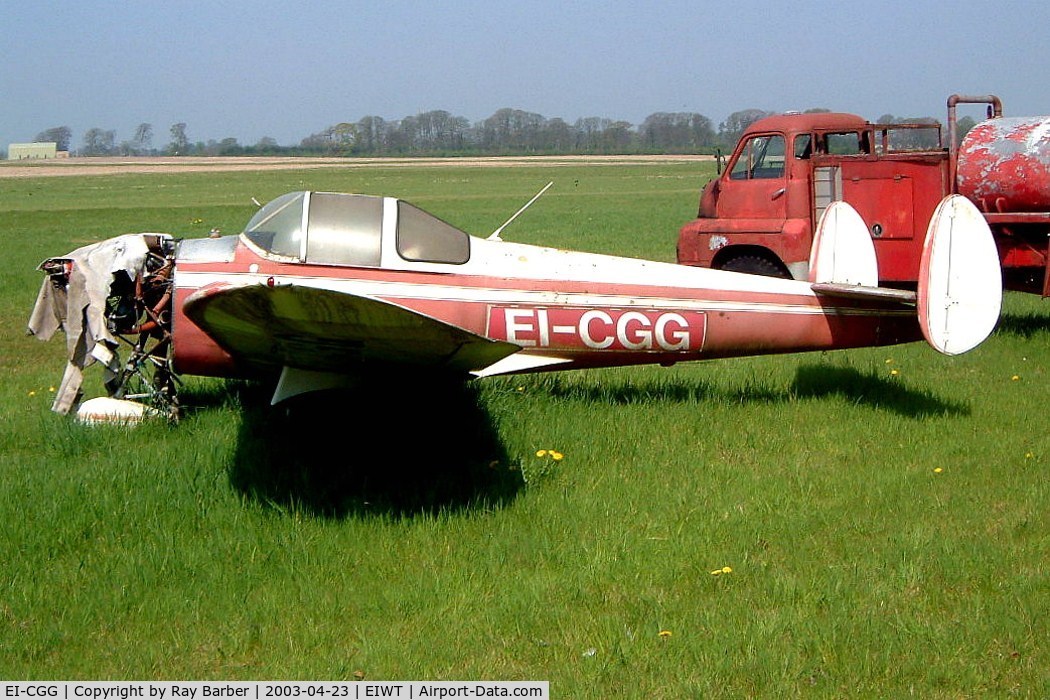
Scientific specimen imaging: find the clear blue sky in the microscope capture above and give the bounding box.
[4,0,1048,149]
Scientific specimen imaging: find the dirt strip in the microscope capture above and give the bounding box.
[0,154,713,178]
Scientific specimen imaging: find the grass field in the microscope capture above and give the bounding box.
[0,161,1046,696]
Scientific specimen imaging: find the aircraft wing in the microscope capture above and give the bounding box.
[182,282,522,376]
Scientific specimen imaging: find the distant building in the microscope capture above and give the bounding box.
[8,142,58,160]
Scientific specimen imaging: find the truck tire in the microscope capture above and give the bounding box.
[719,254,790,278]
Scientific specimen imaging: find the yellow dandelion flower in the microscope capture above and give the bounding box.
[710,569,723,576]
[933,467,943,474]
[890,369,900,376]
[1025,452,1033,460]
[48,386,56,392]
[658,630,672,638]
[885,358,894,364]
[28,390,36,397]
[551,451,564,461]
[721,566,733,574]
[536,450,547,458]
[1011,375,1020,381]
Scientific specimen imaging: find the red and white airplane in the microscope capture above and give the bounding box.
[29,189,1001,421]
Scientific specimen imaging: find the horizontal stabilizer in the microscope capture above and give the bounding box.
[811,283,916,304]
[918,195,1002,355]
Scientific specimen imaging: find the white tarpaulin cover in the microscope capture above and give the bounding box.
[27,234,155,414]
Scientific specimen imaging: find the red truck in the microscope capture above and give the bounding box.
[677,95,1050,295]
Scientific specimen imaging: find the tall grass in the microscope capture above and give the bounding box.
[0,162,1046,696]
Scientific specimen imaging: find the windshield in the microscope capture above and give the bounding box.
[243,191,306,258]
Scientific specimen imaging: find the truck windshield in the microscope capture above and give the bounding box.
[730,135,785,180]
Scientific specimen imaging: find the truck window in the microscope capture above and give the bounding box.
[824,132,866,155]
[881,124,941,152]
[729,135,785,180]
[794,134,813,159]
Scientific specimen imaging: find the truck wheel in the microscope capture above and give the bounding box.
[719,255,790,278]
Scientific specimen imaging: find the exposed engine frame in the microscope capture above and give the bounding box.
[101,242,180,418]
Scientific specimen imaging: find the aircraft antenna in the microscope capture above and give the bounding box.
[487,181,554,241]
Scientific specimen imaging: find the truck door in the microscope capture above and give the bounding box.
[717,134,788,224]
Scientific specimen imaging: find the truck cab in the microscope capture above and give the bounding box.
[678,112,947,284]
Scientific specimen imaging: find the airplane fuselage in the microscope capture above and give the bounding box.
[171,229,922,379]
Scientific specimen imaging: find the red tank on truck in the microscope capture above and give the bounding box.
[677,94,1050,296]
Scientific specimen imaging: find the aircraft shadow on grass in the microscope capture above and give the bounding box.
[995,312,1050,339]
[537,364,968,419]
[189,360,967,517]
[198,376,523,520]
[789,364,969,418]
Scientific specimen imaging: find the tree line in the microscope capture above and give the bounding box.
[32,106,959,158]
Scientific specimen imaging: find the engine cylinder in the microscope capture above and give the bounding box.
[957,116,1050,213]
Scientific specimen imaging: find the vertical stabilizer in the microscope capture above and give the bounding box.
[918,195,1002,355]
[808,201,878,286]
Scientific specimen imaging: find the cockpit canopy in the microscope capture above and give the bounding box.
[242,191,470,266]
